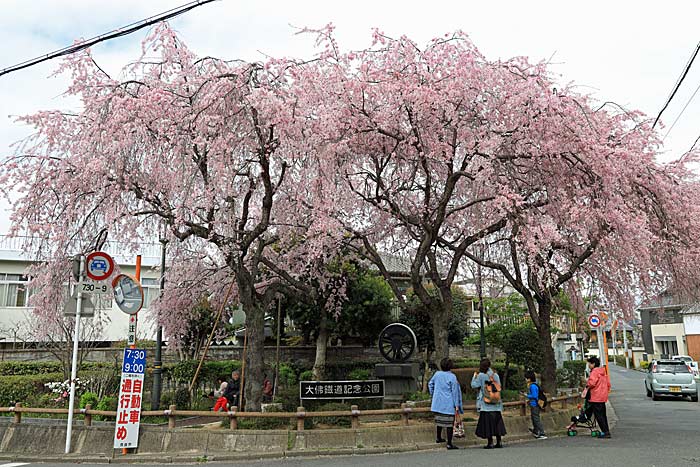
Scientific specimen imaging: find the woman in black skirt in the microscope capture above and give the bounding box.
[471,358,507,449]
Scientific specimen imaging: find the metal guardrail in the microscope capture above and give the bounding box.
[2,393,581,430]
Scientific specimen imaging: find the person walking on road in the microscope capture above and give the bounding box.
[524,370,547,439]
[472,358,507,449]
[587,356,612,439]
[428,358,463,450]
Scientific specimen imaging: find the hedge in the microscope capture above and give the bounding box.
[0,372,65,405]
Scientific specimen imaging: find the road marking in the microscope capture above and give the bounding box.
[2,463,29,467]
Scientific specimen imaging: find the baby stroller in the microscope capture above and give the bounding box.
[566,388,601,437]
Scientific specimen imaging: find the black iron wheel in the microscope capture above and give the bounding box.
[378,323,417,363]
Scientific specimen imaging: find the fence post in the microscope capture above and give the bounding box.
[296,406,305,431]
[168,404,177,429]
[519,396,526,417]
[400,403,410,426]
[229,406,238,430]
[84,404,92,427]
[13,403,21,424]
[350,405,360,429]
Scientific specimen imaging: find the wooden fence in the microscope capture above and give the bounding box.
[1,392,580,431]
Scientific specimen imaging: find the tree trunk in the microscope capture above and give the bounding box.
[535,297,557,394]
[313,311,329,380]
[432,303,451,366]
[503,355,510,390]
[243,303,265,412]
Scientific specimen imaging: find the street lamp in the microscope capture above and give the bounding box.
[151,229,167,410]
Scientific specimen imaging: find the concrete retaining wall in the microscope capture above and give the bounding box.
[0,409,578,457]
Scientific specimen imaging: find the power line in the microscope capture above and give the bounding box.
[662,79,700,141]
[0,0,219,78]
[653,42,700,129]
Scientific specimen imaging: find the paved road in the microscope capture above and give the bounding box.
[34,366,700,466]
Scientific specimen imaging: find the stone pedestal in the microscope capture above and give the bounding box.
[375,362,420,404]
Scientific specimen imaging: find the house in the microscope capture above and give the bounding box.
[638,290,691,359]
[681,304,700,362]
[0,235,161,346]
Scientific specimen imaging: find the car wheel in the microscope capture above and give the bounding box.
[645,383,651,397]
[652,389,660,401]
[692,394,698,402]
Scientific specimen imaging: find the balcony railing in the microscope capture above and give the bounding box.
[0,235,161,266]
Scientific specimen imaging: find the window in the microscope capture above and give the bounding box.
[0,274,30,307]
[659,340,679,357]
[655,362,690,374]
[141,278,160,309]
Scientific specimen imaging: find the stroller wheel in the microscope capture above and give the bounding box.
[567,430,577,436]
[591,430,600,437]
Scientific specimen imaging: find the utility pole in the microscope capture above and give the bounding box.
[151,237,167,410]
[622,318,630,369]
[476,242,486,360]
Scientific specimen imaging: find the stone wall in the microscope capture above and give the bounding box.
[0,408,578,458]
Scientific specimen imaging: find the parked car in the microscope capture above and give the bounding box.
[671,355,699,378]
[645,359,698,402]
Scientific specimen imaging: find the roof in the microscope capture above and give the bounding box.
[370,252,449,277]
[637,288,698,311]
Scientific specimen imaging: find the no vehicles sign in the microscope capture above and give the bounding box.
[85,251,115,281]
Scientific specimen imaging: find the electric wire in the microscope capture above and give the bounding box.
[0,0,219,78]
[653,42,700,129]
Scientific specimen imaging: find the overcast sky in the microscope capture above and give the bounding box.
[1,0,699,234]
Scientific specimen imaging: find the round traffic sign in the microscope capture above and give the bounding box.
[112,274,144,315]
[588,314,601,328]
[85,251,115,281]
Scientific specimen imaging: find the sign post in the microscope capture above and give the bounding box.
[114,349,146,449]
[65,255,84,454]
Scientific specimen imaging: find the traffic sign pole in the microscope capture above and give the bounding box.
[65,255,84,454]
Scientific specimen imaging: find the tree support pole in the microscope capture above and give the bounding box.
[189,279,237,393]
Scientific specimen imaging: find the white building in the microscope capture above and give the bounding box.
[0,235,161,345]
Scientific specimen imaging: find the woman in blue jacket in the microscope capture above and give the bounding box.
[428,358,463,450]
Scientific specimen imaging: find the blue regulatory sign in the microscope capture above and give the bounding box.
[122,348,146,375]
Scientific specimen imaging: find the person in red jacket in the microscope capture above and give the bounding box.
[586,356,612,439]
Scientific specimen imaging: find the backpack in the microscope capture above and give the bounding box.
[534,383,548,409]
[483,374,501,404]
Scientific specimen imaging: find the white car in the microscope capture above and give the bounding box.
[672,355,699,378]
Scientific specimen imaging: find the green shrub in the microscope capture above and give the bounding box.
[347,369,372,381]
[237,404,288,430]
[161,392,173,408]
[310,402,351,428]
[405,391,431,402]
[94,395,118,421]
[0,361,114,377]
[174,387,191,409]
[278,364,298,387]
[80,391,99,409]
[558,360,587,388]
[0,372,64,405]
[273,387,300,412]
[324,361,377,380]
[299,370,314,382]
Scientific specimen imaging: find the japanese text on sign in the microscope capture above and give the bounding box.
[114,348,146,449]
[300,380,384,400]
